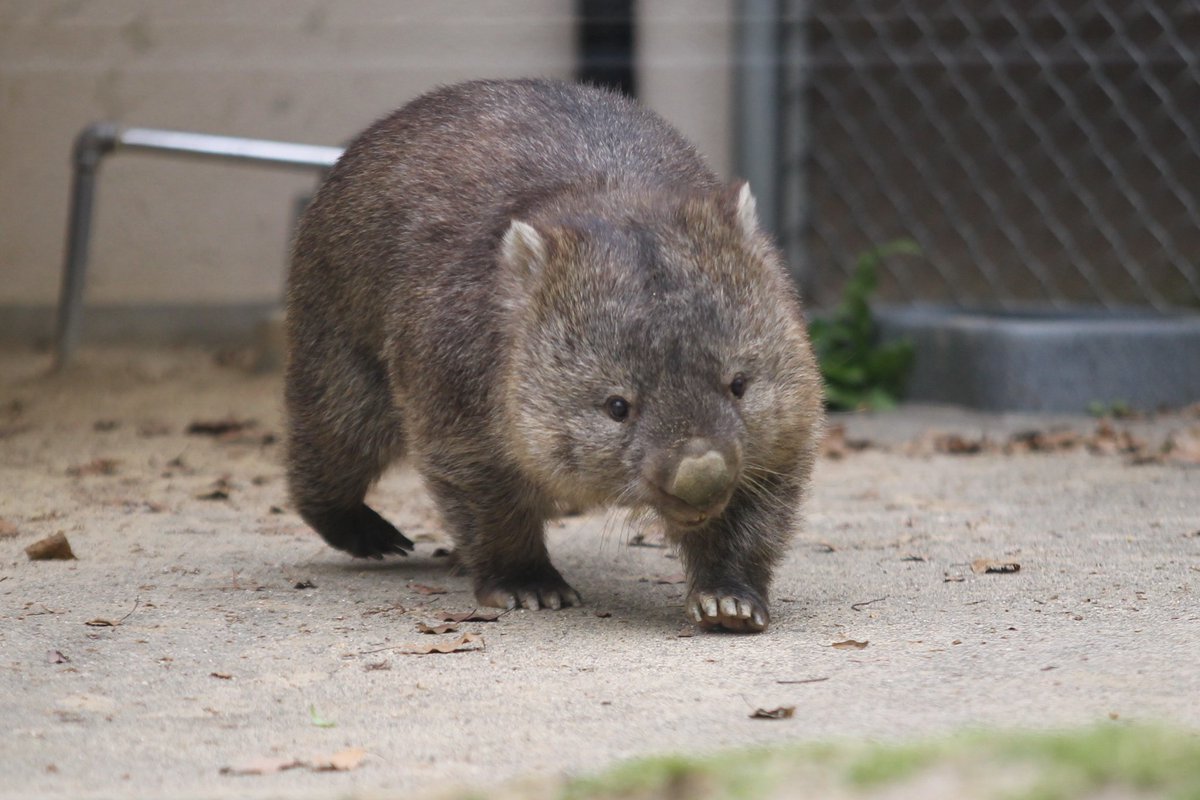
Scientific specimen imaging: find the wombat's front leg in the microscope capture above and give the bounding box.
[677,480,799,633]
[425,471,581,611]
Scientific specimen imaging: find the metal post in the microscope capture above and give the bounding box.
[54,123,119,369]
[779,0,812,295]
[734,0,782,240]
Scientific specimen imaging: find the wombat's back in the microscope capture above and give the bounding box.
[290,80,719,351]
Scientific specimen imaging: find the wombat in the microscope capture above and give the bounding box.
[285,79,823,632]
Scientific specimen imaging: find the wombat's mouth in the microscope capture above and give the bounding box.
[645,483,732,530]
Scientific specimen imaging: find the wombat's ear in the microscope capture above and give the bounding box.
[500,220,547,281]
[726,180,760,240]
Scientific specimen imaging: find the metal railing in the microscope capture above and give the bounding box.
[776,1,1200,311]
[53,123,341,368]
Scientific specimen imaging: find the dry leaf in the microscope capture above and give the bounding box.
[84,618,116,627]
[312,747,367,772]
[594,611,612,619]
[1163,425,1200,464]
[400,632,483,654]
[750,706,795,719]
[187,417,255,437]
[66,458,119,477]
[411,583,447,595]
[25,532,76,561]
[0,518,19,538]
[210,672,232,680]
[820,424,873,459]
[364,661,391,671]
[437,609,501,623]
[416,622,459,635]
[971,558,1021,574]
[653,573,686,585]
[196,477,233,501]
[47,650,70,664]
[219,757,303,776]
[831,639,869,650]
[293,580,316,590]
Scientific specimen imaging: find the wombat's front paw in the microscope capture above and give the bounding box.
[686,588,769,633]
[474,570,582,611]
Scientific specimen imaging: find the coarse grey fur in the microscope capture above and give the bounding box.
[285,79,823,632]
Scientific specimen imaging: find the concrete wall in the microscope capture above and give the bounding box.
[0,1,737,334]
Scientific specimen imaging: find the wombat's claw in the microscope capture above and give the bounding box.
[475,577,582,611]
[686,589,768,633]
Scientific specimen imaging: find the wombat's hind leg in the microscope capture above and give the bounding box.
[303,503,413,560]
[286,338,413,559]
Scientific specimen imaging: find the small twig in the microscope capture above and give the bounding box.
[776,676,830,685]
[851,596,887,612]
[115,596,141,625]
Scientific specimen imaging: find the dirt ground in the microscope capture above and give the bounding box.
[1,344,1197,799]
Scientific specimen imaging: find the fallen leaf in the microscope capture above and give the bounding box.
[196,476,234,501]
[308,705,335,728]
[1163,425,1200,464]
[831,639,869,650]
[654,573,686,585]
[400,632,483,655]
[210,672,232,680]
[312,747,367,772]
[0,518,21,538]
[820,424,874,459]
[47,650,70,664]
[187,417,256,437]
[944,573,965,583]
[293,580,316,590]
[416,622,459,635]
[676,625,696,638]
[220,757,304,776]
[84,618,116,627]
[750,706,795,720]
[66,458,119,477]
[594,611,612,619]
[364,661,391,671]
[25,532,76,561]
[437,609,501,623]
[971,558,1021,575]
[411,583,447,596]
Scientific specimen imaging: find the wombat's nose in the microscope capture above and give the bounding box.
[668,439,735,511]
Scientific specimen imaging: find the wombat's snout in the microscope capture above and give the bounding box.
[652,437,740,525]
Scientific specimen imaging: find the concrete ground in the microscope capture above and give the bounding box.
[1,345,1197,799]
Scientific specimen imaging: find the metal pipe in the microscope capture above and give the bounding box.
[734,0,782,241]
[52,123,344,369]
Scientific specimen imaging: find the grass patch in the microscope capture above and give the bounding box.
[556,724,1200,800]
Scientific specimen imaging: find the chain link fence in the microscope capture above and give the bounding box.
[777,1,1200,311]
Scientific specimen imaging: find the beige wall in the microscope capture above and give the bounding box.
[636,0,734,180]
[0,1,736,312]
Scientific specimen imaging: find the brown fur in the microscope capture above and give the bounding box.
[285,79,823,632]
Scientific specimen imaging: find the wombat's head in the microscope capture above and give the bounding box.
[498,183,822,530]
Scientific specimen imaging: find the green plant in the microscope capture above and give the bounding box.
[809,240,919,411]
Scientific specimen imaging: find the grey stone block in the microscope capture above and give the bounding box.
[876,305,1200,412]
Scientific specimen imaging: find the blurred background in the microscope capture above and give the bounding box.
[1,0,1197,347]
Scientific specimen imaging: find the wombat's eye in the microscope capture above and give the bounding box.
[729,374,747,399]
[604,396,630,422]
